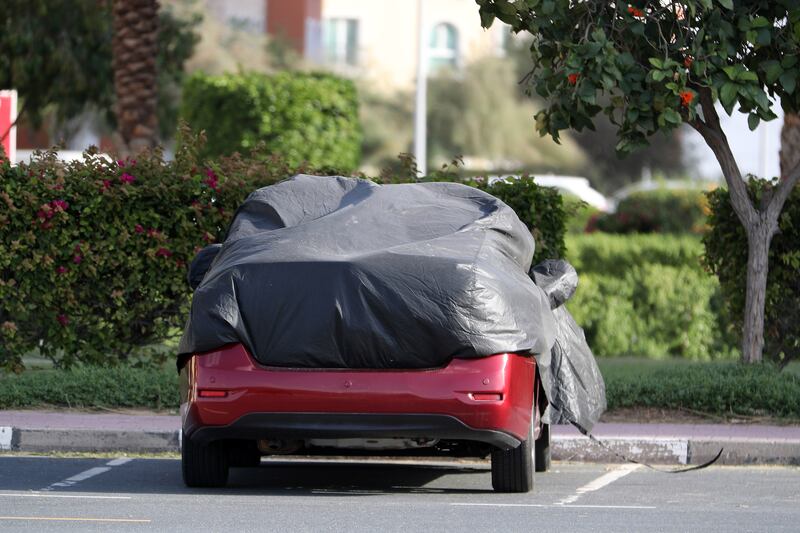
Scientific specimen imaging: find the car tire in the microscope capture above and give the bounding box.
[491,421,534,493]
[535,422,551,472]
[182,434,229,487]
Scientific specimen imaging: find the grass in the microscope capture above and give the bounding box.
[1,358,798,420]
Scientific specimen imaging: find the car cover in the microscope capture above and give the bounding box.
[178,174,606,431]
[531,260,606,432]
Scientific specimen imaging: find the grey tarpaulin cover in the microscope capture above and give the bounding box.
[531,260,607,432]
[178,174,605,431]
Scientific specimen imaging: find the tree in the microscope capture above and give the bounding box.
[781,113,800,177]
[0,1,197,145]
[112,0,160,154]
[477,0,800,363]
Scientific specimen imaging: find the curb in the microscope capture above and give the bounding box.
[553,435,800,466]
[2,426,798,465]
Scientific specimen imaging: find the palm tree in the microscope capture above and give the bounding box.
[112,0,159,155]
[780,113,800,179]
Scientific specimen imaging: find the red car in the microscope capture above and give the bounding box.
[179,343,550,492]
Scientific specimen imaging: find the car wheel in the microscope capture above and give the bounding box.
[182,434,229,487]
[491,420,534,493]
[535,422,551,472]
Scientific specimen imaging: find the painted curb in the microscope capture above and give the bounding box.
[1,427,798,465]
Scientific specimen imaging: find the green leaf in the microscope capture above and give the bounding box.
[747,113,760,131]
[717,0,733,9]
[479,7,496,28]
[762,60,783,84]
[648,58,664,68]
[780,71,797,94]
[720,82,739,113]
[722,65,741,80]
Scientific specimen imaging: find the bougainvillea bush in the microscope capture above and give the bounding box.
[0,133,301,371]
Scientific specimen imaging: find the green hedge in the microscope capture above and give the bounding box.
[590,187,710,234]
[0,134,305,371]
[704,180,800,366]
[0,366,179,410]
[600,360,800,418]
[180,71,362,170]
[566,234,736,359]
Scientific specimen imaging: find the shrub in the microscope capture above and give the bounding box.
[601,360,800,418]
[591,187,711,234]
[704,180,800,367]
[481,178,567,263]
[0,365,179,410]
[566,234,737,359]
[180,71,362,170]
[0,132,304,371]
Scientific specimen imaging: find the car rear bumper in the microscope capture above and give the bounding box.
[180,344,536,450]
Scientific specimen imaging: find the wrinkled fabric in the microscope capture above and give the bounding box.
[178,175,557,369]
[531,259,579,310]
[536,306,607,433]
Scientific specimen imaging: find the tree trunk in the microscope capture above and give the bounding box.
[112,0,160,156]
[780,113,800,179]
[741,219,774,363]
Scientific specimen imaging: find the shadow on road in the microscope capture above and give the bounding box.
[0,456,494,496]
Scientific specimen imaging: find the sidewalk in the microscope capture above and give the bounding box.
[1,410,799,466]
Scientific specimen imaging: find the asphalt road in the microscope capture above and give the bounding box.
[0,456,797,532]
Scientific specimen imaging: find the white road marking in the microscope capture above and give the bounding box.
[0,516,150,523]
[556,464,641,505]
[0,427,12,450]
[0,493,131,500]
[40,457,133,491]
[451,503,655,510]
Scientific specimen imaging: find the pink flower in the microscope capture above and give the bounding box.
[73,244,82,254]
[56,265,68,275]
[117,160,125,168]
[50,199,69,211]
[101,179,112,191]
[57,314,69,326]
[156,247,173,258]
[135,224,144,234]
[119,173,136,185]
[147,227,158,238]
[73,255,83,264]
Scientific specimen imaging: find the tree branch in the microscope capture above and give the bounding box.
[767,159,800,222]
[691,87,757,227]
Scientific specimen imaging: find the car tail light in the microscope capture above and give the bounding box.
[471,393,503,401]
[198,389,228,398]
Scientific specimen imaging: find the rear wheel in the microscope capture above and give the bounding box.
[491,423,534,492]
[535,423,551,472]
[182,434,229,487]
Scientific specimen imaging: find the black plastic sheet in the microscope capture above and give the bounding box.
[178,175,605,431]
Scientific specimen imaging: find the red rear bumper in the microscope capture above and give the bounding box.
[180,344,536,449]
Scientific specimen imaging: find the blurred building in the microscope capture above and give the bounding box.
[264,0,510,91]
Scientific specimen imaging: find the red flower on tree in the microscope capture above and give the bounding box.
[567,73,580,85]
[684,56,693,68]
[57,314,69,326]
[119,173,136,185]
[204,168,219,191]
[156,247,173,258]
[680,90,695,107]
[135,224,145,234]
[56,265,68,275]
[627,5,644,18]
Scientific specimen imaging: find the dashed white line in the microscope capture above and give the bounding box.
[556,464,641,505]
[40,457,133,491]
[450,503,655,510]
[0,493,131,500]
